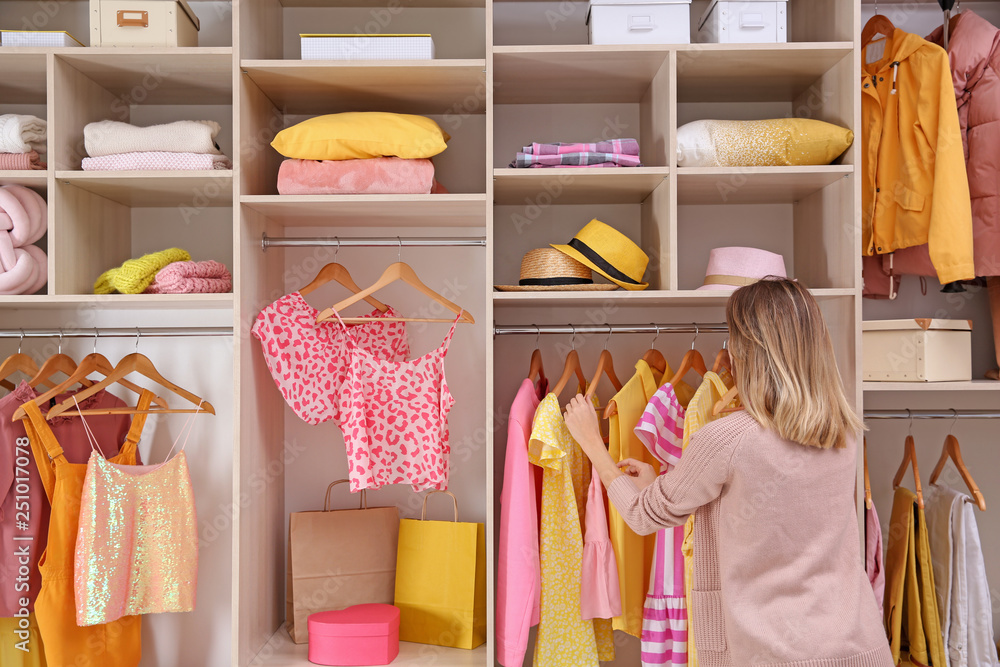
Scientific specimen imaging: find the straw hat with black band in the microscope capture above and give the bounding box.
[551,219,649,291]
[495,248,619,291]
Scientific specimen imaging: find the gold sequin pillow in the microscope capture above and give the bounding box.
[676,119,854,167]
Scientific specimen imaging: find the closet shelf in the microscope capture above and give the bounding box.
[0,294,233,310]
[493,45,668,104]
[242,194,487,227]
[252,629,486,666]
[0,52,47,102]
[56,49,234,104]
[675,42,853,102]
[0,172,48,190]
[493,288,856,308]
[57,171,234,207]
[493,167,668,204]
[677,166,853,205]
[241,60,488,115]
[863,381,1000,392]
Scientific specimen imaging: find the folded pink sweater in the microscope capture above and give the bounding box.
[0,151,45,170]
[277,157,435,195]
[144,260,231,294]
[82,152,232,171]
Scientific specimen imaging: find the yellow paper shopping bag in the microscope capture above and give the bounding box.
[393,491,486,649]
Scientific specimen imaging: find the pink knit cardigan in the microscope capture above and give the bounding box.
[607,410,893,667]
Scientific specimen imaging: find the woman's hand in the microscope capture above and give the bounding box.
[618,458,657,491]
[563,394,604,454]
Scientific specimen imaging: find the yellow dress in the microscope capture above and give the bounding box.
[0,614,46,666]
[529,392,615,666]
[681,370,736,667]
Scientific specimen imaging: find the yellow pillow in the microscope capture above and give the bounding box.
[676,118,853,167]
[271,112,450,161]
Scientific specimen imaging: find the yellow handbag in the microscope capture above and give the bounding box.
[393,491,486,650]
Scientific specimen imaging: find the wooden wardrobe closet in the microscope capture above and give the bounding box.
[2,0,995,665]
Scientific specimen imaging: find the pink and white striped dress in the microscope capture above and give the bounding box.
[633,383,688,666]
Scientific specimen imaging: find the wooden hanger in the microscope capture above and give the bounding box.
[712,384,742,416]
[299,241,389,313]
[316,262,475,325]
[863,437,873,510]
[585,327,623,401]
[552,326,587,399]
[862,8,895,48]
[527,326,546,386]
[892,427,924,509]
[929,423,985,511]
[669,326,708,388]
[712,340,732,375]
[641,324,666,376]
[12,332,168,421]
[0,332,53,392]
[44,333,214,418]
[27,333,92,391]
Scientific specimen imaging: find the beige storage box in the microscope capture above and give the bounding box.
[90,0,200,47]
[863,319,972,382]
[1,31,85,47]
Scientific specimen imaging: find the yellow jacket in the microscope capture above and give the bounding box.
[862,28,975,284]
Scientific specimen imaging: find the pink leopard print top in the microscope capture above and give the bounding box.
[330,308,461,492]
[251,292,410,425]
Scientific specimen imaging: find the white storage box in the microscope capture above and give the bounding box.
[863,319,972,382]
[588,0,692,45]
[90,0,199,47]
[300,34,435,60]
[695,0,787,43]
[1,31,84,47]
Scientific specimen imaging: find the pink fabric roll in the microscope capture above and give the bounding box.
[144,260,232,294]
[0,151,46,170]
[277,157,435,195]
[0,184,47,295]
[82,152,232,171]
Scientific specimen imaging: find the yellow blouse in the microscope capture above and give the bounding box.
[529,393,615,665]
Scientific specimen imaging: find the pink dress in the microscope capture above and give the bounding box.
[580,467,622,621]
[496,377,545,667]
[330,309,461,492]
[251,292,409,425]
[633,383,688,667]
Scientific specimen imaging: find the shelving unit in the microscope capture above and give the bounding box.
[13,2,999,667]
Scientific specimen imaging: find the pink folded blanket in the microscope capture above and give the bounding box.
[0,151,46,170]
[144,260,232,294]
[82,152,232,171]
[277,157,435,195]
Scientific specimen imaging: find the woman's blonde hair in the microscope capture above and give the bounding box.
[726,277,862,449]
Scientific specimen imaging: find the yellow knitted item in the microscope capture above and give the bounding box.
[94,248,191,294]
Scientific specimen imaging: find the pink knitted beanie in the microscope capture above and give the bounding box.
[145,260,232,294]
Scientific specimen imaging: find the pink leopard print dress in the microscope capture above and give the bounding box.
[330,308,461,492]
[251,292,409,425]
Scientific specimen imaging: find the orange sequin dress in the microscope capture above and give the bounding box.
[22,392,154,667]
[73,400,198,626]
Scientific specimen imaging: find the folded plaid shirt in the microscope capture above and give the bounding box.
[510,139,642,168]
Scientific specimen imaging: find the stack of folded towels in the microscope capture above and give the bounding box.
[271,112,450,195]
[94,248,232,295]
[510,138,642,168]
[82,120,233,171]
[0,114,47,170]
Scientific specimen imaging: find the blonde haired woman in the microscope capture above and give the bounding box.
[564,278,892,666]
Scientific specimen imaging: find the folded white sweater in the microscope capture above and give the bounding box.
[84,120,224,158]
[0,115,46,154]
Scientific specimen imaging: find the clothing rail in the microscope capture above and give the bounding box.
[864,409,1000,420]
[261,233,487,251]
[493,323,729,336]
[0,327,232,339]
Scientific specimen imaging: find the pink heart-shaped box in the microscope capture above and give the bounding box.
[308,603,400,666]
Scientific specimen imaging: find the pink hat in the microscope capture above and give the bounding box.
[697,246,787,290]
